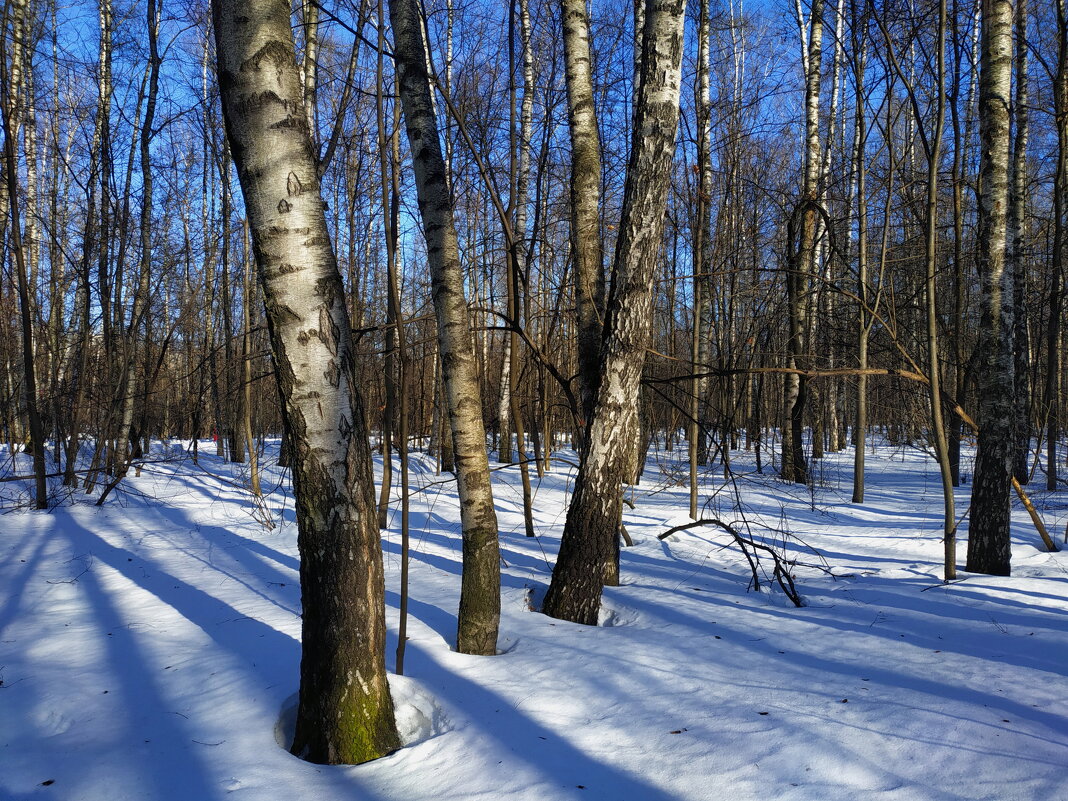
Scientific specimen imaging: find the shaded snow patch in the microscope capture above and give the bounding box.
[598,600,637,627]
[274,693,298,751]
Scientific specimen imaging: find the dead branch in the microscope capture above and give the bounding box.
[659,518,803,607]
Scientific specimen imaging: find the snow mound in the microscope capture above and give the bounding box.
[390,674,449,746]
[273,678,447,751]
[274,693,299,751]
[598,599,638,627]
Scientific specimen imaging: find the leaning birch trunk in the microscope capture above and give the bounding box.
[967,0,1014,576]
[924,0,956,580]
[562,0,605,431]
[389,0,501,655]
[543,0,687,625]
[212,0,400,763]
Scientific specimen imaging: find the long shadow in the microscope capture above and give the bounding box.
[402,641,682,800]
[384,514,539,591]
[221,527,301,573]
[139,510,301,619]
[155,507,465,658]
[26,524,224,801]
[615,586,1068,744]
[54,510,299,680]
[385,590,456,648]
[0,533,51,639]
[649,558,1068,679]
[811,583,1068,673]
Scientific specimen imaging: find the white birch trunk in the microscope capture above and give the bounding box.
[967,0,1015,576]
[389,0,501,655]
[543,0,687,625]
[212,0,400,763]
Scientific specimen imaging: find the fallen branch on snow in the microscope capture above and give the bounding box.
[658,518,803,607]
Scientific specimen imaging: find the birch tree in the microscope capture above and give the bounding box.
[967,0,1015,576]
[543,0,687,625]
[562,0,605,429]
[389,0,501,655]
[784,0,825,485]
[211,0,400,763]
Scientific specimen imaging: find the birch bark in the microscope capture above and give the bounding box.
[562,0,605,429]
[389,0,501,654]
[543,0,687,625]
[212,0,400,762]
[967,0,1015,576]
[784,0,824,484]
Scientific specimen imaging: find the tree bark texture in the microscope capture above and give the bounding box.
[389,0,501,655]
[562,0,605,429]
[212,0,400,763]
[784,0,824,485]
[967,0,1014,576]
[543,0,687,625]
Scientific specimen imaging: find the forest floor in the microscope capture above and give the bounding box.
[1,437,1067,801]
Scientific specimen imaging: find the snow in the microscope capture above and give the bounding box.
[2,440,1067,800]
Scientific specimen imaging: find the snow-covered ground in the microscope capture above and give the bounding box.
[2,439,1066,801]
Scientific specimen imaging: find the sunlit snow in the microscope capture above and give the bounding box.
[2,439,1065,800]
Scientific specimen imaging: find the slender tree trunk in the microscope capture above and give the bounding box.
[241,224,260,498]
[511,0,536,536]
[562,0,605,432]
[850,3,869,504]
[1049,0,1067,491]
[923,0,956,580]
[376,6,395,527]
[389,0,501,655]
[300,0,319,139]
[691,0,713,507]
[213,0,400,764]
[1,0,47,508]
[1010,0,1031,483]
[104,0,158,499]
[785,0,824,485]
[967,0,1014,576]
[383,59,411,676]
[948,0,967,487]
